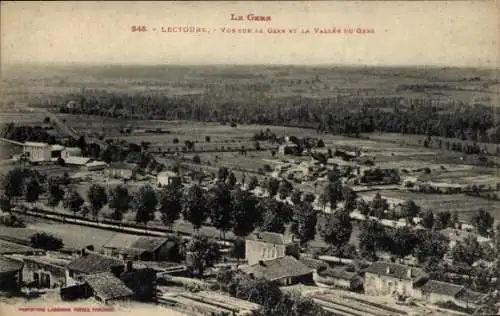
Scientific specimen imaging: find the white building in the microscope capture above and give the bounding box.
[157,171,181,187]
[23,142,51,162]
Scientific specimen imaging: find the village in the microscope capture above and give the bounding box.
[0,108,499,316]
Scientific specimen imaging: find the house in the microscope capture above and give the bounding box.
[157,171,182,187]
[23,142,50,162]
[65,250,124,286]
[363,262,422,297]
[414,280,488,310]
[50,144,65,160]
[84,272,133,304]
[239,256,314,286]
[245,232,293,265]
[61,147,82,159]
[0,256,24,291]
[102,234,178,261]
[105,163,138,180]
[314,266,363,291]
[15,254,70,288]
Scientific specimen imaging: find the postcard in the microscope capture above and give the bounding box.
[0,1,499,316]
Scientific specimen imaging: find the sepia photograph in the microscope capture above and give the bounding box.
[0,1,499,315]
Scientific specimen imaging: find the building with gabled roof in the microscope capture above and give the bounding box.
[84,272,133,304]
[414,279,488,310]
[245,232,293,265]
[239,256,314,286]
[65,250,124,286]
[363,262,423,297]
[102,234,176,261]
[0,255,24,291]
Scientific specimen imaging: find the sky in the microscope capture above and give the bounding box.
[1,1,499,67]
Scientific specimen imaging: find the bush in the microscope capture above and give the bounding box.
[30,232,64,250]
[0,214,25,227]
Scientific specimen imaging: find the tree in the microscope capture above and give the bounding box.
[247,176,259,190]
[322,180,342,210]
[290,203,318,248]
[87,184,107,220]
[371,193,388,218]
[277,180,293,200]
[436,211,452,229]
[217,167,229,182]
[291,189,302,205]
[24,179,41,203]
[226,172,237,189]
[108,185,131,221]
[0,196,12,213]
[257,198,286,234]
[341,186,357,211]
[420,209,435,229]
[205,135,211,143]
[452,235,483,266]
[30,232,63,250]
[231,238,245,263]
[320,214,353,256]
[303,193,316,204]
[357,199,370,216]
[2,167,26,203]
[181,184,208,232]
[48,183,65,207]
[359,219,387,259]
[472,209,494,237]
[133,185,158,228]
[63,191,84,216]
[266,178,280,197]
[387,227,418,261]
[182,236,220,277]
[401,199,420,223]
[192,155,201,164]
[207,183,233,239]
[413,230,449,264]
[230,188,258,237]
[158,183,183,230]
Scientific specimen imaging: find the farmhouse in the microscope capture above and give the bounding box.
[105,162,138,180]
[245,232,292,265]
[23,142,51,162]
[363,262,422,297]
[84,272,133,304]
[0,256,24,291]
[102,234,176,261]
[314,266,363,291]
[65,250,124,286]
[13,254,70,288]
[157,171,182,187]
[414,279,488,309]
[239,256,314,286]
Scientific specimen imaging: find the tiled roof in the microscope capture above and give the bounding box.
[418,280,464,297]
[456,288,487,304]
[364,262,422,280]
[246,232,290,245]
[0,256,23,273]
[300,257,328,271]
[240,256,314,281]
[85,272,133,301]
[0,240,36,254]
[103,234,168,253]
[67,253,124,274]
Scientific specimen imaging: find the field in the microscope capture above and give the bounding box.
[359,190,500,222]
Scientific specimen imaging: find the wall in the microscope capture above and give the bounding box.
[22,260,66,288]
[24,146,50,162]
[364,273,413,297]
[245,240,286,265]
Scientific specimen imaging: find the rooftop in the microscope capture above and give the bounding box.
[85,272,133,301]
[239,256,314,281]
[103,234,169,253]
[0,239,36,254]
[50,145,65,151]
[67,252,124,274]
[158,171,180,178]
[64,156,91,166]
[0,256,23,273]
[456,288,487,304]
[246,232,291,245]
[417,280,465,297]
[363,262,422,280]
[24,142,49,147]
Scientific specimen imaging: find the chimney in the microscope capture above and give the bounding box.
[407,268,413,279]
[386,266,391,274]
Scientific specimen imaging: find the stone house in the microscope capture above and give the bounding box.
[245,232,292,265]
[363,262,422,297]
[19,255,69,288]
[414,279,488,310]
[65,250,124,286]
[102,234,177,261]
[84,272,134,304]
[239,256,314,286]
